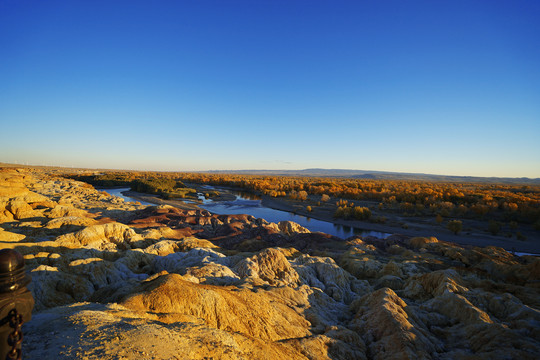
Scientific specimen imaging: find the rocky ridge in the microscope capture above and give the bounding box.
[0,168,539,359]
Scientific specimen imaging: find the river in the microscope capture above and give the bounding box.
[100,187,391,239]
[99,187,156,206]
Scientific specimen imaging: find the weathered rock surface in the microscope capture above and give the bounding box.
[0,168,538,359]
[120,273,312,341]
[235,247,300,286]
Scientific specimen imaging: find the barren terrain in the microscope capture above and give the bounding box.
[1,167,539,359]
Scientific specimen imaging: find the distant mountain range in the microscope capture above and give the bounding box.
[206,168,540,185]
[2,162,538,185]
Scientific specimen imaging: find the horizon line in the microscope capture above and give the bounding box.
[2,162,539,182]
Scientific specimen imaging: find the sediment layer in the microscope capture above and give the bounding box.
[1,167,539,359]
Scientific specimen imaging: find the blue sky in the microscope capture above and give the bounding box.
[1,0,539,177]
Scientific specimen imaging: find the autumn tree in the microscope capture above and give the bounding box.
[353,206,371,220]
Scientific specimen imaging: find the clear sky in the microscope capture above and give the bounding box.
[1,0,539,178]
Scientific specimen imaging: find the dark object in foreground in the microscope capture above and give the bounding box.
[0,249,34,360]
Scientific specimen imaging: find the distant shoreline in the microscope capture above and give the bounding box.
[1,163,539,185]
[122,190,201,211]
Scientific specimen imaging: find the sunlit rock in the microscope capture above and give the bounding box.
[47,204,89,218]
[407,236,439,249]
[402,269,469,299]
[278,220,311,236]
[176,236,220,251]
[23,302,322,360]
[120,273,312,341]
[1,168,538,359]
[44,216,98,229]
[144,239,181,256]
[234,247,299,286]
[350,288,442,360]
[56,222,141,250]
[152,247,229,275]
[29,265,95,311]
[0,227,26,242]
[339,249,384,279]
[292,254,370,303]
[6,199,37,219]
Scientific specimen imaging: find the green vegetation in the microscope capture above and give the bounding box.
[68,173,197,200]
[72,173,133,187]
[132,178,196,199]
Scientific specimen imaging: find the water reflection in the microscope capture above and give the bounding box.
[232,191,261,201]
[101,187,391,240]
[99,188,155,206]
[200,190,390,240]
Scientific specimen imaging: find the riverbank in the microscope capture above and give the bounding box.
[124,185,540,253]
[122,190,201,210]
[260,195,540,253]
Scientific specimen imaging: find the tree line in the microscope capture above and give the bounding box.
[67,171,540,232]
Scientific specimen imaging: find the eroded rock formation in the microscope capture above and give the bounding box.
[0,167,539,359]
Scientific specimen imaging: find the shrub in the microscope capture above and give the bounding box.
[447,220,462,235]
[336,199,349,207]
[375,216,387,224]
[334,206,345,218]
[488,220,500,235]
[353,206,371,220]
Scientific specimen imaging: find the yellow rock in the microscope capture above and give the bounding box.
[0,228,26,242]
[408,236,438,249]
[350,288,442,360]
[121,273,311,341]
[6,199,37,219]
[235,247,299,286]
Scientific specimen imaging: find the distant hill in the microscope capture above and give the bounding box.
[2,162,538,185]
[206,168,540,185]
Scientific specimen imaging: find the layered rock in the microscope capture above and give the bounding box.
[234,247,300,286]
[0,168,538,359]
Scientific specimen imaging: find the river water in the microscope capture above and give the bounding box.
[101,187,390,239]
[99,187,156,206]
